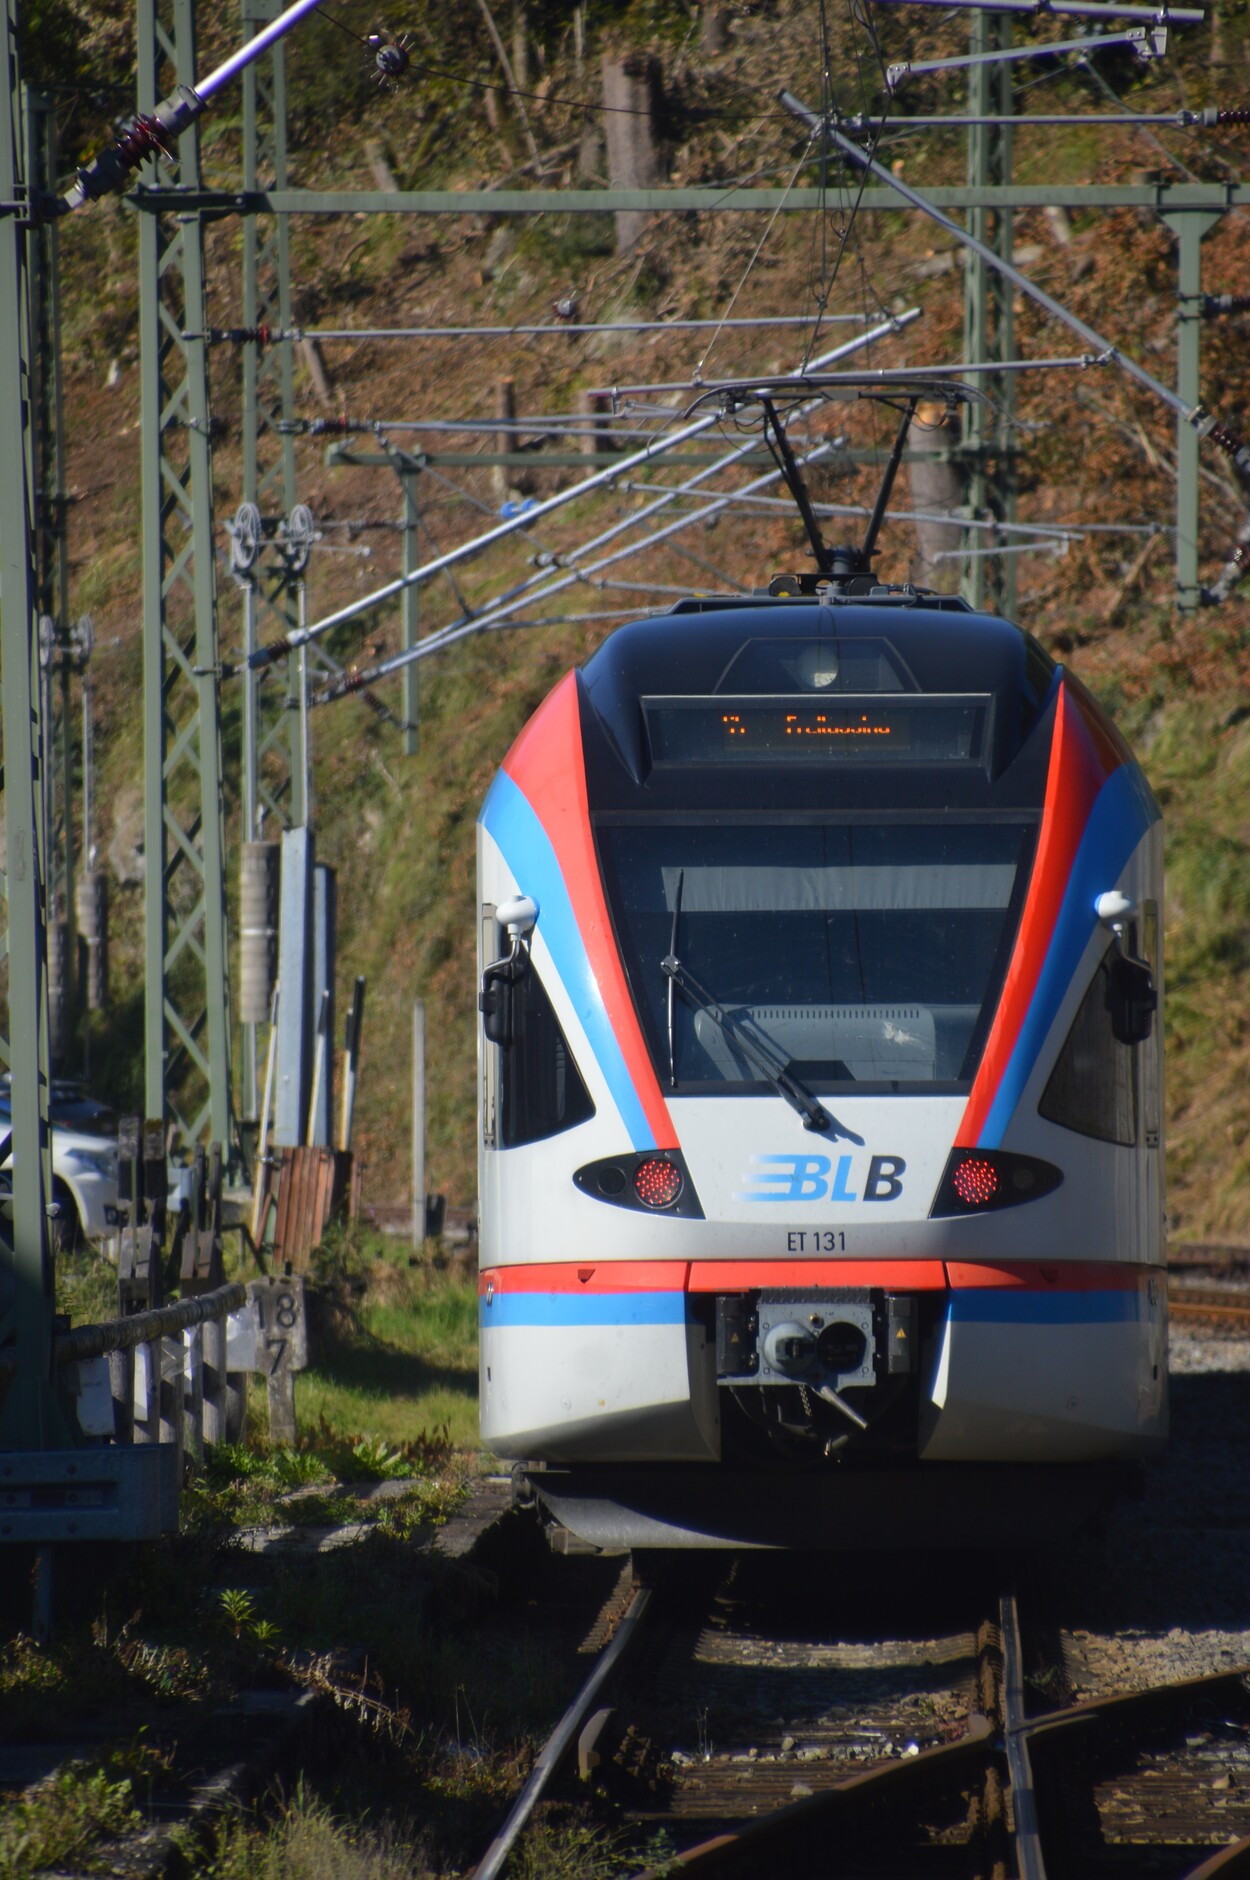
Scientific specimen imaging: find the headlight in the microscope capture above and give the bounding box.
[61,1145,117,1179]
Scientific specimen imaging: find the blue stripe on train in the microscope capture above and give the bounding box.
[950,1288,1144,1325]
[979,761,1159,1149]
[481,1291,689,1329]
[480,768,654,1148]
[483,1289,1145,1330]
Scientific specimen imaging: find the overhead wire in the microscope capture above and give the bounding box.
[312,1,795,125]
[691,138,823,382]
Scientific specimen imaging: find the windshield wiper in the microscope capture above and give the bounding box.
[666,870,684,1089]
[660,952,864,1143]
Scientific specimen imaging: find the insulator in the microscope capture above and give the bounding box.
[203,324,273,347]
[47,919,70,1063]
[1216,107,1250,126]
[371,33,414,87]
[1206,420,1250,463]
[1203,295,1250,318]
[239,843,279,1025]
[114,113,171,169]
[253,635,295,670]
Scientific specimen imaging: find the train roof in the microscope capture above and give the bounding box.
[577,592,1062,808]
[582,592,1055,708]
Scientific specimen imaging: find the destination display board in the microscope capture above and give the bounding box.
[644,695,992,765]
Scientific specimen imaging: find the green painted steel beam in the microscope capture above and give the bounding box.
[138,0,232,1150]
[0,6,63,1451]
[1162,208,1222,611]
[241,0,306,840]
[128,182,1250,215]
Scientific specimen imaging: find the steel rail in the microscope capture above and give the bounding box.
[627,1720,997,1875]
[1167,1282,1250,1321]
[1000,1592,1049,1880]
[474,1582,652,1880]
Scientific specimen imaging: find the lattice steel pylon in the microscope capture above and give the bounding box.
[136,0,232,1149]
[962,8,1018,616]
[25,87,79,1067]
[0,5,63,1449]
[240,0,306,841]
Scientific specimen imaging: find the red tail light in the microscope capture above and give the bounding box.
[931,1149,1062,1217]
[952,1157,999,1206]
[634,1157,684,1209]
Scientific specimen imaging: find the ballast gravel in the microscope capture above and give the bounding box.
[1042,1318,1250,1701]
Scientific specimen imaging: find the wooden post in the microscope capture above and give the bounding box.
[493,378,517,500]
[907,402,964,590]
[580,389,613,459]
[185,1323,204,1465]
[202,1312,225,1447]
[601,52,663,254]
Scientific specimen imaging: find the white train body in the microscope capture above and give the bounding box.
[476,595,1166,1546]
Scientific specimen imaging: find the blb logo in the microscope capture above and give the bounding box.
[738,1152,906,1204]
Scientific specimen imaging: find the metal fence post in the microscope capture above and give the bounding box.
[412,999,426,1249]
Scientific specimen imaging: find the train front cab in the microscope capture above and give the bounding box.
[476,599,1167,1548]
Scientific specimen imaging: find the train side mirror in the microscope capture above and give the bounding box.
[480,896,540,1048]
[1096,891,1156,1045]
[480,965,515,1048]
[1106,954,1156,1047]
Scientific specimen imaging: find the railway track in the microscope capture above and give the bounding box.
[472,1553,1250,1879]
[1167,1249,1250,1328]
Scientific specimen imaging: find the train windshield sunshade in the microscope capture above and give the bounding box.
[643,694,992,767]
[596,818,1037,1090]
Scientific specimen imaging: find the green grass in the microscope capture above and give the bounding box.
[193,1786,425,1880]
[0,1763,139,1880]
[54,1243,117,1324]
[296,1240,481,1456]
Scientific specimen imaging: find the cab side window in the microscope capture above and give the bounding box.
[498,941,594,1148]
[1039,941,1137,1146]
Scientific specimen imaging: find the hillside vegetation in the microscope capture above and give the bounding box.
[21,0,1250,1240]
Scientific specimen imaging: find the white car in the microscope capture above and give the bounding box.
[0,1082,121,1253]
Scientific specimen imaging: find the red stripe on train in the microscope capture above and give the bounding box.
[501,671,676,1147]
[956,682,1118,1148]
[480,1258,1156,1295]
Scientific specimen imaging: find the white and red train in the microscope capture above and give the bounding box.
[476,590,1165,1547]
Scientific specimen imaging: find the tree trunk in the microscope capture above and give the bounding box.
[907,402,963,590]
[601,52,663,255]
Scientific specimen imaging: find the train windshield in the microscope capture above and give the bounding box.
[597,818,1036,1091]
